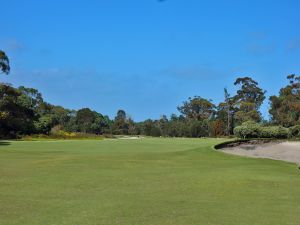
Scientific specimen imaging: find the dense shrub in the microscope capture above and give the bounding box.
[259,126,289,139]
[150,126,162,137]
[234,121,261,139]
[190,120,209,137]
[22,132,103,140]
[289,125,300,138]
[234,121,289,139]
[208,119,226,137]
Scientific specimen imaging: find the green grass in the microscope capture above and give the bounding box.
[0,138,300,225]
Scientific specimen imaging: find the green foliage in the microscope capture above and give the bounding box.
[34,114,54,134]
[150,126,162,137]
[22,132,104,140]
[233,77,266,124]
[234,77,266,107]
[1,60,299,140]
[0,84,36,138]
[288,125,300,138]
[0,50,10,74]
[234,121,289,139]
[2,51,299,139]
[112,109,129,135]
[234,102,261,124]
[74,108,109,134]
[141,119,154,136]
[177,96,215,121]
[269,75,300,127]
[259,126,289,139]
[0,83,111,138]
[234,121,261,139]
[189,120,209,137]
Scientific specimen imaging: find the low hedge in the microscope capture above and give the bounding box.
[21,132,105,140]
[234,121,289,139]
[259,126,289,139]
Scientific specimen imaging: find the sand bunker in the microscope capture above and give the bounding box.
[221,141,300,165]
[118,136,144,140]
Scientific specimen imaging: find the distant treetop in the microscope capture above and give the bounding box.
[0,50,10,75]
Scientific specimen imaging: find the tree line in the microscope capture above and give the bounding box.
[1,50,300,139]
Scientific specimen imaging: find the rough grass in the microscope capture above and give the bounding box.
[0,138,300,225]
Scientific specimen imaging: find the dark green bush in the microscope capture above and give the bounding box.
[289,125,300,138]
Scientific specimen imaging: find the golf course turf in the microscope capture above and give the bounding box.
[0,138,300,225]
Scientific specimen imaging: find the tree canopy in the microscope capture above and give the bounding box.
[269,75,300,127]
[0,50,10,74]
[177,96,215,121]
[1,53,299,139]
[233,77,266,124]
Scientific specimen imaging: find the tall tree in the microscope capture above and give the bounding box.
[233,77,266,123]
[141,119,154,136]
[220,88,236,135]
[76,108,96,133]
[0,84,36,137]
[158,115,168,136]
[269,74,300,127]
[0,50,10,74]
[112,109,129,135]
[127,117,138,135]
[18,86,43,111]
[178,96,215,121]
[115,109,126,121]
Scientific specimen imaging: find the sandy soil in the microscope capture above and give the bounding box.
[222,142,300,165]
[118,136,144,140]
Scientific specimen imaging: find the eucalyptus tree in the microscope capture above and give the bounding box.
[0,50,10,74]
[112,109,129,135]
[177,96,216,121]
[233,77,266,124]
[269,74,300,127]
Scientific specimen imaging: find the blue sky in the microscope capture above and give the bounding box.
[1,0,300,121]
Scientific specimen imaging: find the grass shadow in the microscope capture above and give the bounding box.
[0,141,11,146]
